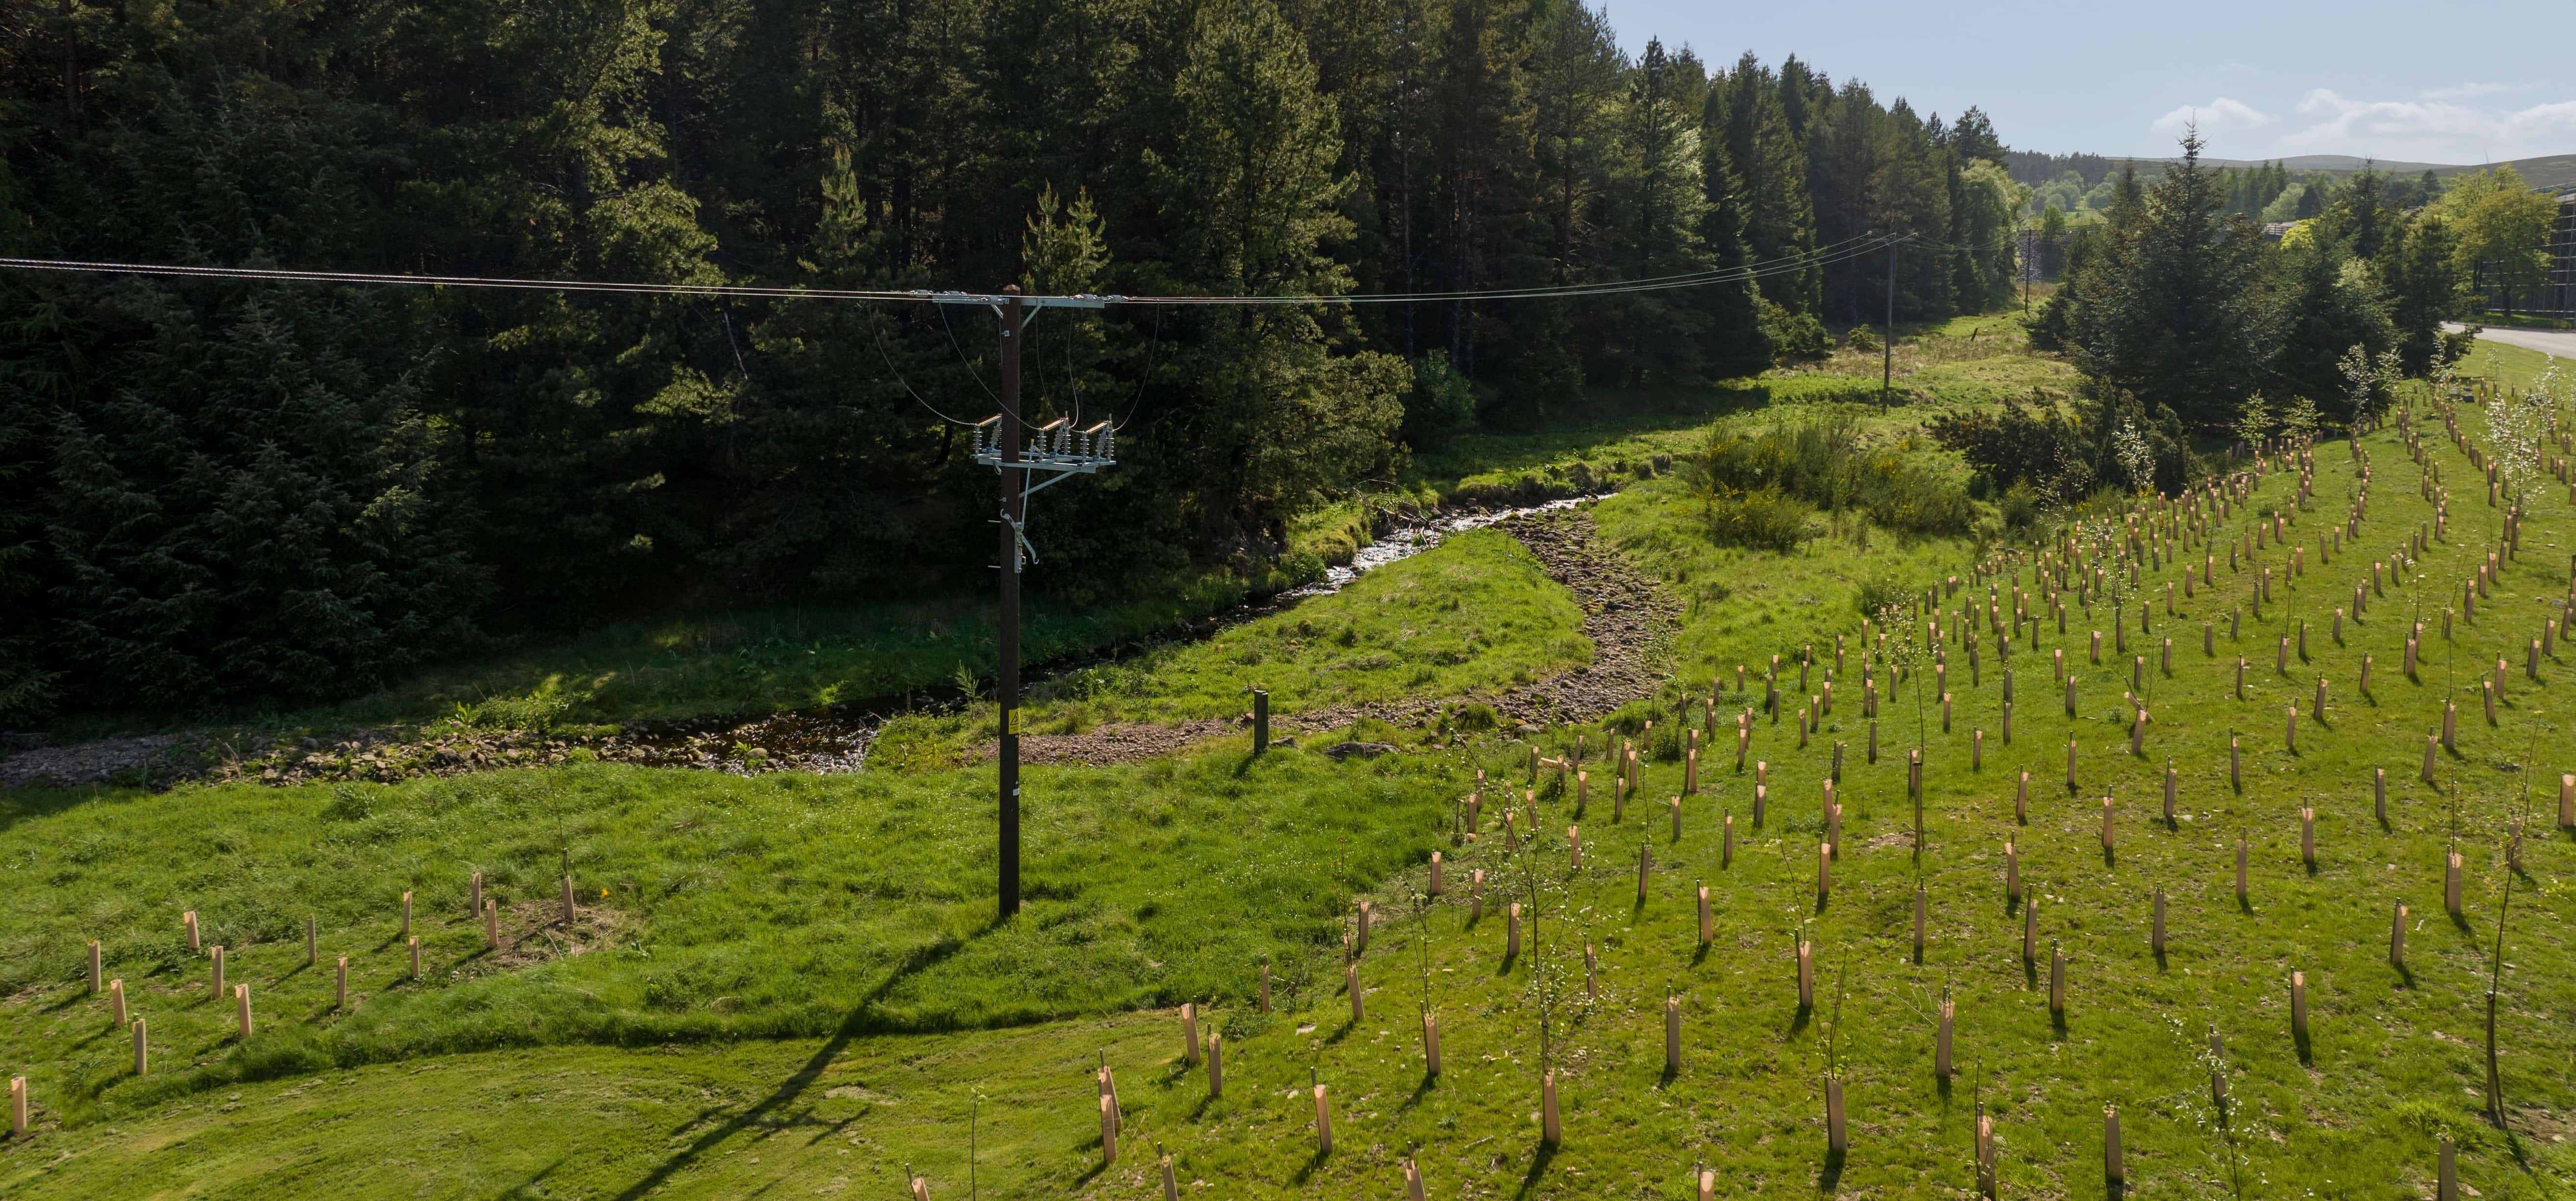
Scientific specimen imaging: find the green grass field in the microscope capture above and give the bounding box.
[5,331,2573,1199]
[2460,337,2567,393]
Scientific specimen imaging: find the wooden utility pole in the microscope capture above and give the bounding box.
[950,287,1112,922]
[997,287,1025,920]
[1882,238,1896,405]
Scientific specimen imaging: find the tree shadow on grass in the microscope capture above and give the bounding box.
[607,921,991,1201]
[1289,1143,1330,1186]
[41,986,94,1016]
[502,1156,573,1199]
[1817,1145,1847,1192]
[1401,1071,1437,1112]
[1512,1140,1559,1201]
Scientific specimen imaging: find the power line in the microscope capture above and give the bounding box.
[939,300,1004,407]
[869,306,979,426]
[0,234,1910,311]
[1116,233,1908,306]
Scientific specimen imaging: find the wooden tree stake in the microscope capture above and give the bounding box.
[1825,1076,1847,1154]
[1796,940,1814,1008]
[2050,941,2067,1014]
[1665,992,1681,1074]
[1209,1029,1226,1096]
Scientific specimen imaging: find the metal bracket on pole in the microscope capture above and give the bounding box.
[971,415,1116,573]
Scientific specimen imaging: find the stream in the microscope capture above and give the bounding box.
[617,494,1608,774]
[0,495,1610,789]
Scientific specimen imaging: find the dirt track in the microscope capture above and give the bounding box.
[988,505,1679,766]
[2,506,1678,788]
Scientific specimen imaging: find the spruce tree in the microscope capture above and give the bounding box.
[1722,53,1821,313]
[2063,133,2269,430]
[1163,0,1407,548]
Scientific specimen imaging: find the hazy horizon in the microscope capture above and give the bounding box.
[1598,0,2574,166]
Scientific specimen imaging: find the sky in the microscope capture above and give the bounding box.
[1599,0,2576,165]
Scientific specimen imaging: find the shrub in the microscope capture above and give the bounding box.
[1689,416,1969,539]
[1760,299,1832,363]
[1703,486,1813,549]
[1400,351,1479,451]
[1928,393,2092,502]
[1998,481,2041,531]
[1843,326,1881,353]
[1853,572,1908,617]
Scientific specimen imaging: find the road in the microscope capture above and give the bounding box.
[2444,321,2576,359]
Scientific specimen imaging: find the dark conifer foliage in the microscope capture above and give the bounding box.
[0,0,2017,719]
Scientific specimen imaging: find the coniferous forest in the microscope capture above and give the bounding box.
[0,0,2028,721]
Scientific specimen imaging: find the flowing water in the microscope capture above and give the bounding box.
[625,495,1607,773]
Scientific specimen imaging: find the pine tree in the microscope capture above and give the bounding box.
[1162,0,1408,548]
[1698,106,1776,378]
[1589,37,1713,384]
[1721,53,1821,313]
[2063,133,2270,430]
[2379,211,2463,373]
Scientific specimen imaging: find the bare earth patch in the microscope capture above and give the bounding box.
[3,504,1677,787]
[0,732,196,789]
[981,504,1681,766]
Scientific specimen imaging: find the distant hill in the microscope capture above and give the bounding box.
[2019,151,2576,192]
[2174,154,2576,189]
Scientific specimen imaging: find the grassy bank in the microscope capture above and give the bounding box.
[0,745,1462,1125]
[2459,336,2565,392]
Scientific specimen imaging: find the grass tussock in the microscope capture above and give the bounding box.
[1687,414,1972,543]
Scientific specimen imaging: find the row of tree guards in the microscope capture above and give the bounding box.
[1057,407,2558,1195]
[31,868,587,1101]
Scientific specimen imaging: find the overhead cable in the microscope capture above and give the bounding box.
[0,233,1913,310]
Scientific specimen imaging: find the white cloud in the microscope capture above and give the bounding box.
[2149,97,2270,137]
[2280,88,2576,162]
[2418,82,2528,103]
